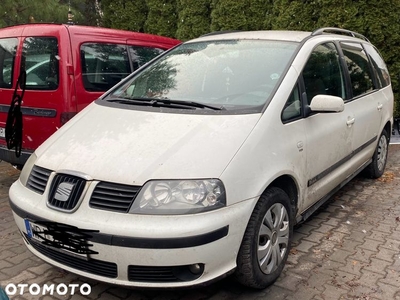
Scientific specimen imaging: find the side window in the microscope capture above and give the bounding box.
[128,46,164,71]
[302,42,345,104]
[282,84,302,122]
[0,38,18,88]
[340,42,374,97]
[81,43,131,92]
[363,43,390,88]
[23,37,59,90]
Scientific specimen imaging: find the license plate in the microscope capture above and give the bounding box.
[0,127,5,138]
[24,219,95,259]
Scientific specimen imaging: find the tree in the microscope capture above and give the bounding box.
[269,0,320,31]
[211,0,249,31]
[0,0,85,28]
[247,0,273,30]
[176,0,211,40]
[101,0,148,31]
[58,0,99,25]
[144,0,178,38]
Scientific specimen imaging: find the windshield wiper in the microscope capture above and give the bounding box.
[107,97,225,111]
[152,98,224,110]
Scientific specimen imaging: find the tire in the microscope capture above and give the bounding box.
[234,187,293,289]
[364,129,389,179]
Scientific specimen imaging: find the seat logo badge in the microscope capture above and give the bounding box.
[54,182,75,202]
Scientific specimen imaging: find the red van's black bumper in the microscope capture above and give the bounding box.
[0,144,32,167]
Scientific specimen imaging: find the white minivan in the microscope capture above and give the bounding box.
[9,28,393,289]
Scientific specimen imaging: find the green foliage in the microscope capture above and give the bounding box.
[211,0,249,31]
[270,0,319,30]
[247,0,273,30]
[144,0,177,38]
[0,0,85,27]
[315,0,359,29]
[176,0,211,41]
[101,0,147,31]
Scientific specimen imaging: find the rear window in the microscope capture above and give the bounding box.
[81,43,164,92]
[23,37,59,90]
[0,38,18,88]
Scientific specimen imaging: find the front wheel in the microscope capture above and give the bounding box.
[364,129,389,179]
[234,187,293,289]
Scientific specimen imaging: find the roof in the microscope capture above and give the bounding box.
[189,30,312,43]
[186,28,369,44]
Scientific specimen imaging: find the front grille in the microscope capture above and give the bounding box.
[27,166,52,194]
[48,174,86,211]
[27,235,117,278]
[89,181,140,213]
[128,264,204,282]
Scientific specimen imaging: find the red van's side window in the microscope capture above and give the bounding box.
[81,43,131,92]
[80,43,165,92]
[0,38,18,88]
[23,37,59,90]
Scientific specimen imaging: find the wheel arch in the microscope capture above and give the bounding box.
[267,175,299,217]
[383,120,391,139]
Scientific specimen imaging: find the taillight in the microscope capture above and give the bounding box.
[60,112,77,125]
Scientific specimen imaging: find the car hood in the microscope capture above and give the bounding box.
[35,103,261,185]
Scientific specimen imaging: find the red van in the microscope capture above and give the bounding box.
[0,24,180,168]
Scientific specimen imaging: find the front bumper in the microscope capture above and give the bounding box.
[9,179,257,288]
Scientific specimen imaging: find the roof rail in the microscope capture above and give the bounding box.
[311,27,369,42]
[200,30,242,37]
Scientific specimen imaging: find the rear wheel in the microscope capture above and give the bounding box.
[364,129,389,179]
[235,187,293,289]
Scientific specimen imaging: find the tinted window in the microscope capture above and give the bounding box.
[303,43,345,104]
[111,40,298,112]
[81,43,131,92]
[23,37,59,90]
[363,43,390,88]
[129,46,164,71]
[0,38,18,88]
[341,42,374,97]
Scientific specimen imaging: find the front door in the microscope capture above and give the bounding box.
[301,42,353,212]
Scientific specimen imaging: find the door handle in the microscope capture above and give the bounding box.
[377,103,383,111]
[346,117,355,126]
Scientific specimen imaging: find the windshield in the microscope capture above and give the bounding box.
[109,39,298,112]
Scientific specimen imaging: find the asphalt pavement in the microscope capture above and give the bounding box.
[0,145,399,300]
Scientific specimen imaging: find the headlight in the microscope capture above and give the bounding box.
[19,152,37,186]
[129,179,226,215]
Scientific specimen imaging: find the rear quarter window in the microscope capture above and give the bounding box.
[363,43,390,88]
